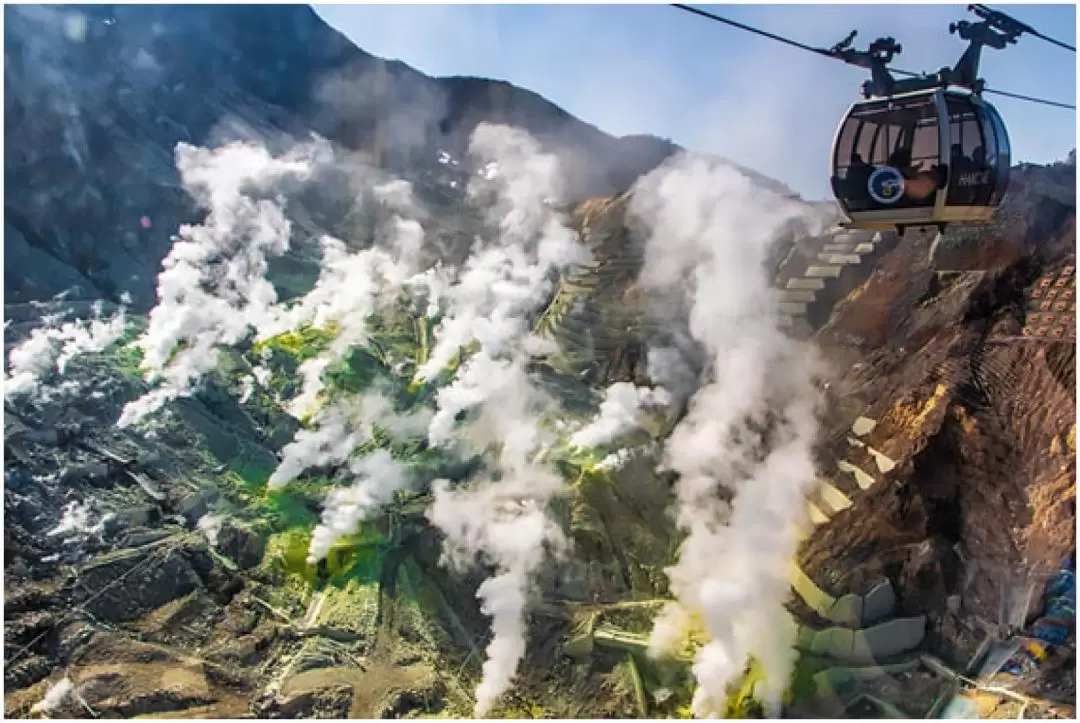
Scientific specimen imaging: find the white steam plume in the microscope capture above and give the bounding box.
[646,345,699,398]
[420,124,587,716]
[256,179,437,566]
[261,179,438,422]
[268,390,431,564]
[287,356,332,421]
[30,677,74,715]
[55,302,129,374]
[123,135,440,569]
[263,232,424,421]
[262,216,424,354]
[570,381,670,449]
[117,140,330,427]
[630,154,824,716]
[46,499,112,543]
[268,400,380,489]
[4,301,128,399]
[415,124,589,382]
[427,477,566,715]
[306,448,410,564]
[197,513,223,547]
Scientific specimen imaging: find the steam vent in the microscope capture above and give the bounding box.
[4,4,1075,721]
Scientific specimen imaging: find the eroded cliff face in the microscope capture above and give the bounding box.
[803,238,1075,644]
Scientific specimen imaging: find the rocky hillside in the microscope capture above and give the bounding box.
[4,3,1075,721]
[5,3,686,308]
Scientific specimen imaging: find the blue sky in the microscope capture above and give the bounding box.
[314,3,1077,200]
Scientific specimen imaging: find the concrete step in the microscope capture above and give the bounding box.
[791,568,899,631]
[779,289,818,304]
[832,231,877,245]
[825,579,898,629]
[865,446,897,474]
[811,660,920,712]
[815,482,854,515]
[822,243,856,254]
[791,563,837,617]
[777,314,814,338]
[817,253,864,265]
[851,416,878,437]
[787,277,827,290]
[806,499,830,526]
[779,301,809,316]
[796,615,927,664]
[837,459,878,491]
[806,265,844,279]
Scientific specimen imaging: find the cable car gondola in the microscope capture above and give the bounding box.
[831,87,1011,232]
[827,5,1028,235]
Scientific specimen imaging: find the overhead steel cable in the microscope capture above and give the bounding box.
[670,3,1076,111]
[669,3,832,58]
[1028,29,1076,53]
[983,86,1077,110]
[974,3,1075,52]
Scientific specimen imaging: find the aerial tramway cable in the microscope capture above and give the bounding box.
[975,3,1075,53]
[672,3,1075,234]
[669,3,1076,111]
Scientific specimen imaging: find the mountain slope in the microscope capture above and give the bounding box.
[4,3,1075,721]
[4,3,684,308]
[5,4,807,309]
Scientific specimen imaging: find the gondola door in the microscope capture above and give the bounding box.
[944,93,996,208]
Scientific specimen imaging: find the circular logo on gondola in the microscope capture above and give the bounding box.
[867,166,905,205]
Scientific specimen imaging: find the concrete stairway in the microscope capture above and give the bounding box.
[775,229,898,338]
[789,415,923,666]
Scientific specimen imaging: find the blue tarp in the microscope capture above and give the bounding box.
[940,553,1075,719]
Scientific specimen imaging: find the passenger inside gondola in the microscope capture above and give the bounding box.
[888,147,912,171]
[846,152,874,202]
[888,146,937,205]
[903,165,938,203]
[950,143,966,167]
